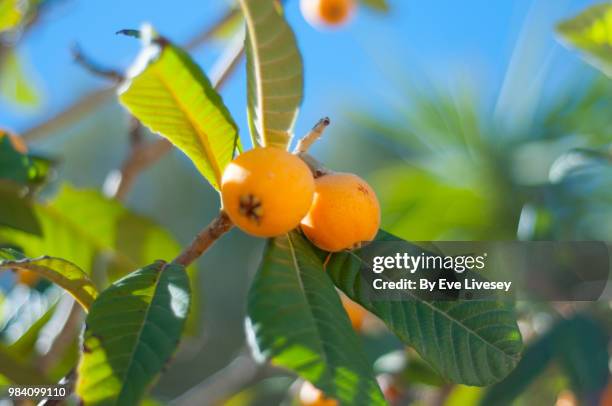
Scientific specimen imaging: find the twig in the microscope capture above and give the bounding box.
[173,211,233,267]
[22,6,240,142]
[294,117,330,154]
[71,44,123,82]
[170,351,280,406]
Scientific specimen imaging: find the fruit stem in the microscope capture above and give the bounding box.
[294,117,330,153]
[173,211,234,267]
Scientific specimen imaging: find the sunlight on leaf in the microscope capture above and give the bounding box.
[0,0,23,32]
[246,232,386,405]
[120,25,239,190]
[240,0,304,148]
[326,230,523,386]
[0,50,41,107]
[557,3,612,76]
[77,261,190,405]
[0,249,98,311]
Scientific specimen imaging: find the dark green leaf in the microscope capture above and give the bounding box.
[119,26,239,190]
[0,181,41,235]
[240,0,303,148]
[247,232,386,405]
[77,261,190,405]
[482,314,609,404]
[326,230,523,386]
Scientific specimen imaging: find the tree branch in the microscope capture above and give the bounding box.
[22,6,240,142]
[173,211,233,267]
[170,351,280,406]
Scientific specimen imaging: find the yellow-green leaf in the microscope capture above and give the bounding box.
[0,50,41,107]
[240,0,304,148]
[0,249,98,311]
[557,3,612,76]
[0,0,23,32]
[119,27,239,190]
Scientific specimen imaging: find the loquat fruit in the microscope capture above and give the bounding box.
[299,381,338,406]
[301,172,380,252]
[221,147,315,237]
[300,0,355,28]
[0,130,28,154]
[341,294,368,331]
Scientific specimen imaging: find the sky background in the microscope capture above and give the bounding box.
[0,0,603,147]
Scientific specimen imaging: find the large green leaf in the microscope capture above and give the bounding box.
[77,261,190,405]
[0,249,98,311]
[0,185,202,335]
[119,26,239,190]
[326,230,523,386]
[240,0,303,148]
[557,3,612,76]
[247,232,386,405]
[0,185,182,281]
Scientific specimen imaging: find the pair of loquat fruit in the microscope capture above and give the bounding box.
[221,146,380,252]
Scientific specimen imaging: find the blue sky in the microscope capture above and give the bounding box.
[0,0,601,144]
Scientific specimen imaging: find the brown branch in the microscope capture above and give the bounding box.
[22,6,240,142]
[173,211,233,267]
[71,44,123,82]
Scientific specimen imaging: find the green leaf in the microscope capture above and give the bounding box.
[8,302,57,360]
[0,0,23,32]
[0,130,53,189]
[557,3,612,76]
[76,261,190,405]
[481,314,609,404]
[359,0,390,12]
[0,130,31,185]
[240,0,304,148]
[0,343,51,385]
[0,182,41,235]
[246,232,386,405]
[119,26,239,190]
[0,185,183,281]
[0,50,41,106]
[326,230,523,386]
[0,249,98,311]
